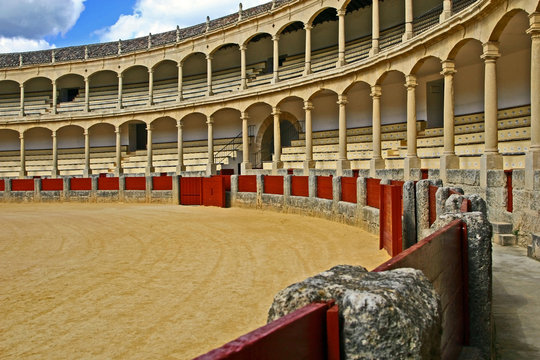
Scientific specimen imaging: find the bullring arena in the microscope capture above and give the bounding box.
[1,0,540,358]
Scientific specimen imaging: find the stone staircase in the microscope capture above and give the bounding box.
[492,222,517,246]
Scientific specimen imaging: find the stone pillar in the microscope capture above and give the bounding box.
[336,94,350,176]
[19,132,26,178]
[304,24,312,75]
[146,124,154,175]
[176,119,185,173]
[148,68,154,105]
[440,0,452,22]
[177,62,183,101]
[272,35,280,84]
[115,126,123,176]
[206,116,216,176]
[303,101,315,175]
[19,84,24,117]
[240,44,247,90]
[241,112,252,174]
[480,42,502,187]
[117,73,123,109]
[206,54,213,96]
[83,129,91,177]
[337,9,346,67]
[404,75,420,180]
[52,80,57,114]
[51,130,58,178]
[369,0,380,56]
[526,13,540,189]
[403,0,414,41]
[84,76,90,112]
[272,107,283,173]
[370,85,384,177]
[440,60,459,182]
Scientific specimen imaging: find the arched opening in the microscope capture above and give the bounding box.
[88,70,119,111]
[57,125,84,150]
[259,112,300,162]
[122,65,149,107]
[23,77,52,116]
[450,39,484,116]
[56,74,85,113]
[182,52,207,99]
[122,120,148,152]
[245,33,273,87]
[276,21,305,80]
[344,0,374,62]
[211,44,241,95]
[311,8,339,72]
[378,70,407,125]
[411,56,444,129]
[0,80,20,117]
[153,60,178,104]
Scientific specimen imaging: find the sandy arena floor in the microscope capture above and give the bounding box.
[0,203,389,359]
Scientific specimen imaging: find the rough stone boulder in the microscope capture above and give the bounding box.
[268,265,441,360]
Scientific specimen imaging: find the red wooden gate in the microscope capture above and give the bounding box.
[202,176,226,208]
[316,176,333,200]
[379,184,403,257]
[181,177,203,205]
[505,170,513,213]
[428,185,438,225]
[366,178,381,208]
[341,177,357,203]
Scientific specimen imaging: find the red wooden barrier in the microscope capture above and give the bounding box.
[0,179,4,192]
[238,175,256,193]
[374,219,469,360]
[219,169,235,175]
[341,177,357,203]
[215,175,231,191]
[70,178,92,191]
[98,177,119,191]
[42,178,63,191]
[317,176,333,200]
[429,185,438,225]
[11,179,34,191]
[153,176,172,191]
[264,176,284,195]
[505,170,513,213]
[421,168,429,180]
[366,178,381,208]
[202,176,226,208]
[291,176,309,197]
[194,302,339,360]
[390,180,404,215]
[125,177,146,191]
[181,177,203,205]
[379,184,403,257]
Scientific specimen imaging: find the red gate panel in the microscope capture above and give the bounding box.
[217,175,231,191]
[202,176,226,208]
[11,179,34,191]
[379,184,403,257]
[341,177,357,203]
[316,176,333,200]
[238,175,256,193]
[429,185,438,225]
[390,180,404,215]
[153,176,172,191]
[70,178,92,191]
[98,177,119,190]
[181,177,203,205]
[0,179,4,192]
[366,178,381,208]
[42,178,63,191]
[291,176,309,197]
[505,170,513,213]
[125,177,146,190]
[264,176,284,195]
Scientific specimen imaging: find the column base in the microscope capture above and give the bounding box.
[176,165,186,174]
[402,32,413,42]
[114,167,123,177]
[335,159,350,176]
[303,160,316,176]
[439,10,451,23]
[271,160,283,174]
[145,166,155,176]
[439,153,460,183]
[83,168,92,178]
[525,149,540,190]
[51,168,59,178]
[303,67,312,76]
[206,163,216,177]
[271,75,279,84]
[19,170,27,179]
[240,162,252,175]
[480,152,503,188]
[336,58,346,67]
[404,156,421,180]
[369,47,380,57]
[369,157,385,178]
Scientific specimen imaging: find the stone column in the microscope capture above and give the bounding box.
[403,0,413,41]
[19,132,26,178]
[117,73,123,109]
[336,94,350,176]
[176,119,185,173]
[240,44,247,90]
[370,85,385,177]
[440,0,452,22]
[84,76,90,112]
[19,84,24,117]
[304,24,312,75]
[440,60,459,181]
[115,126,123,176]
[480,42,502,187]
[206,116,216,176]
[272,35,280,84]
[241,112,252,174]
[148,68,154,105]
[404,75,420,179]
[146,124,154,175]
[83,129,91,177]
[369,0,380,56]
[337,9,346,67]
[177,62,183,101]
[206,54,213,96]
[51,130,58,178]
[526,13,540,189]
[52,80,57,114]
[303,100,315,175]
[272,107,283,173]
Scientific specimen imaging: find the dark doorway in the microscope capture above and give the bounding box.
[426,79,444,129]
[260,119,299,162]
[58,88,79,103]
[128,123,147,151]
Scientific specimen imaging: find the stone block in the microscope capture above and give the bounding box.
[528,234,540,261]
[491,222,513,234]
[444,194,466,214]
[375,168,404,181]
[416,180,431,242]
[446,169,480,186]
[492,233,516,246]
[357,177,366,207]
[511,169,525,190]
[485,170,506,188]
[467,194,487,217]
[402,180,417,250]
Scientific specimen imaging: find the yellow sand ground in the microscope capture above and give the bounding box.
[0,203,389,359]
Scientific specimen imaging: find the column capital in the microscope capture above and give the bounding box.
[370,85,382,98]
[206,54,213,61]
[51,130,57,138]
[441,60,457,76]
[405,75,417,89]
[337,94,348,105]
[148,68,154,74]
[84,75,89,82]
[271,107,281,116]
[19,132,24,140]
[527,12,540,37]
[337,9,346,17]
[115,126,121,134]
[51,79,56,86]
[481,41,500,61]
[146,124,153,131]
[239,44,247,51]
[272,34,280,42]
[240,112,249,121]
[83,129,89,136]
[176,119,184,128]
[206,116,214,125]
[177,61,184,68]
[303,23,313,31]
[19,83,24,89]
[303,100,313,111]
[117,73,123,79]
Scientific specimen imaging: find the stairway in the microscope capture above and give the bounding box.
[492,222,517,246]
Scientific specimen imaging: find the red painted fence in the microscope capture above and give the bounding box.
[42,178,63,191]
[316,176,333,200]
[291,176,309,197]
[428,185,438,226]
[181,177,203,205]
[11,179,34,191]
[505,170,513,213]
[341,177,357,203]
[202,176,226,208]
[217,175,231,191]
[153,176,172,191]
[0,179,4,192]
[238,175,256,193]
[366,178,381,208]
[70,178,92,191]
[379,184,403,257]
[125,177,146,191]
[98,177,119,191]
[195,302,340,360]
[264,176,284,195]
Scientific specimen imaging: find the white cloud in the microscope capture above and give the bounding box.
[0,37,54,53]
[97,0,268,42]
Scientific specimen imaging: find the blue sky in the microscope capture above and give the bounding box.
[0,0,268,53]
